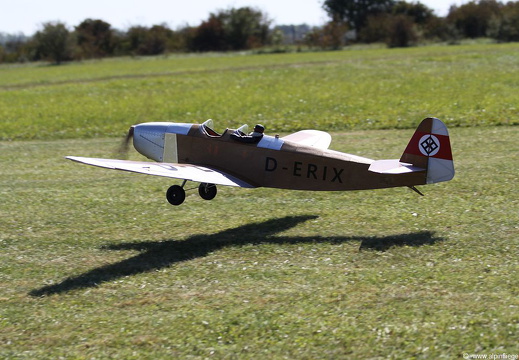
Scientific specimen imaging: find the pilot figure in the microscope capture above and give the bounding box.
[231,124,265,144]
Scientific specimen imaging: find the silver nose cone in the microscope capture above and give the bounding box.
[133,123,170,161]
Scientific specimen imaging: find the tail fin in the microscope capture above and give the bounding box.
[400,117,454,184]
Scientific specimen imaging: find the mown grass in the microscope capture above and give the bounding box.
[1,125,517,358]
[1,43,517,358]
[1,42,518,141]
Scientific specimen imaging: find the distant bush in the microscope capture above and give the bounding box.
[359,14,418,47]
[392,0,435,25]
[0,33,31,62]
[303,20,348,50]
[33,22,73,64]
[447,0,501,38]
[422,16,461,43]
[190,15,227,52]
[359,14,390,43]
[190,7,271,52]
[75,19,115,59]
[487,1,519,41]
[386,15,418,47]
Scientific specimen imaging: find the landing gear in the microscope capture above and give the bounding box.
[166,185,186,206]
[166,181,218,206]
[198,183,217,200]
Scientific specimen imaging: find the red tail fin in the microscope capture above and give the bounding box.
[400,117,454,184]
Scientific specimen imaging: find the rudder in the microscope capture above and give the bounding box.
[400,117,454,184]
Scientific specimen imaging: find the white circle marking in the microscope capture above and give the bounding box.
[419,134,440,157]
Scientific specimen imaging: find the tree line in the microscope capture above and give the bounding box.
[317,0,519,48]
[1,0,519,64]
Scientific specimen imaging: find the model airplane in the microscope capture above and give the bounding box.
[67,117,454,206]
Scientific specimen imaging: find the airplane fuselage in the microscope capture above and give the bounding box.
[133,123,426,191]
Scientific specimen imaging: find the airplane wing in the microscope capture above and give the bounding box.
[66,156,255,188]
[281,130,332,150]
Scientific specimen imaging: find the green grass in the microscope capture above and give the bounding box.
[1,125,518,359]
[1,43,518,358]
[1,43,518,140]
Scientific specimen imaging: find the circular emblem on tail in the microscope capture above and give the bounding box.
[419,134,440,156]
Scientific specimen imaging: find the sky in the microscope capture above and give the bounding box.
[1,0,469,35]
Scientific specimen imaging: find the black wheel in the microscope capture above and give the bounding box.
[166,185,186,206]
[198,183,217,200]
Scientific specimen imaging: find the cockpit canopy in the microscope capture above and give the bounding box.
[201,119,249,137]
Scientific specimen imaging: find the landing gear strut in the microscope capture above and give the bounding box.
[198,183,217,200]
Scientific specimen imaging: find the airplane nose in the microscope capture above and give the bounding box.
[132,123,170,161]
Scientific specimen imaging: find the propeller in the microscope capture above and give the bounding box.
[117,125,135,159]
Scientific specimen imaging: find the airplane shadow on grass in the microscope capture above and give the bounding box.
[29,215,443,297]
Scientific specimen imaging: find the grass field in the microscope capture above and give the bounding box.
[1,43,518,358]
[1,43,518,140]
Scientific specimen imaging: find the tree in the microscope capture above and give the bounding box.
[121,25,176,56]
[224,7,271,50]
[359,13,392,43]
[447,0,501,38]
[143,25,174,55]
[422,15,460,43]
[168,26,192,52]
[190,7,271,52]
[323,0,395,32]
[33,22,72,64]
[303,21,348,49]
[321,20,349,49]
[75,19,114,58]
[359,12,418,46]
[392,1,434,25]
[487,1,519,42]
[0,32,30,62]
[124,26,148,55]
[304,27,324,49]
[191,14,227,51]
[386,14,418,47]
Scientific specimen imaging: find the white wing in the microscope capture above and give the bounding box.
[66,156,255,188]
[281,130,332,150]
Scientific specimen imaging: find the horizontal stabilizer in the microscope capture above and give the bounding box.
[282,130,332,149]
[368,159,425,174]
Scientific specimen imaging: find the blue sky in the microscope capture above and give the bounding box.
[2,0,468,35]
